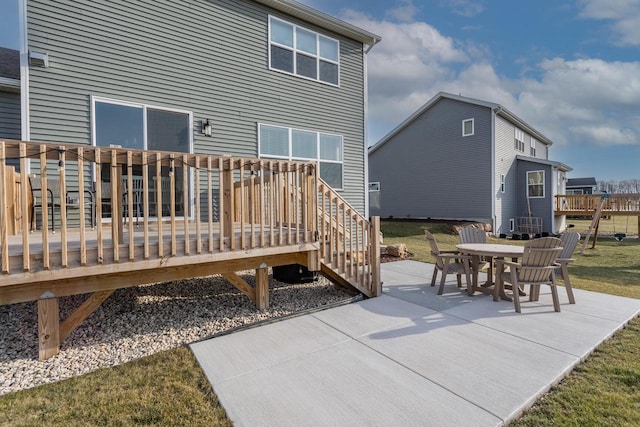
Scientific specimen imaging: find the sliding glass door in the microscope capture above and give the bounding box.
[93,97,192,219]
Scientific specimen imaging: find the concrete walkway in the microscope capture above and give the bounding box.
[191,260,640,426]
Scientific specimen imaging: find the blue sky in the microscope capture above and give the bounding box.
[298,0,640,182]
[1,0,639,181]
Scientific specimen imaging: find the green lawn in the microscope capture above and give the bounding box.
[1,220,638,425]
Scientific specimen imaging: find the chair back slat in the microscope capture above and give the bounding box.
[559,232,580,259]
[458,226,486,244]
[520,237,562,282]
[424,230,444,268]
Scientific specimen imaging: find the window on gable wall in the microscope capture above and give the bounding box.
[462,118,474,136]
[269,16,340,86]
[259,123,344,189]
[530,138,537,156]
[514,128,525,152]
[527,170,545,198]
[500,174,505,193]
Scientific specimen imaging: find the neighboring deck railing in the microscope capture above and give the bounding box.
[555,194,640,215]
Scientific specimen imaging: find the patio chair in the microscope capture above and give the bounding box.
[556,231,580,304]
[29,176,61,232]
[458,225,491,273]
[496,237,563,313]
[123,175,144,225]
[425,230,471,295]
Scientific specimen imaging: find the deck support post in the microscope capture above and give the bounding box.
[255,265,269,310]
[38,297,60,361]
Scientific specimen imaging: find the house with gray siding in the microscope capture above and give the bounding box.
[566,177,598,194]
[368,92,572,235]
[6,0,380,218]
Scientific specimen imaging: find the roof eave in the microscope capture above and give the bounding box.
[254,0,381,47]
[516,155,572,172]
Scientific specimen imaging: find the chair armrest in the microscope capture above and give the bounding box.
[496,260,520,269]
[440,250,460,254]
[556,258,575,265]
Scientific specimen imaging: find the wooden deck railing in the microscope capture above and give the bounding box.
[0,140,319,274]
[318,179,381,297]
[555,194,640,214]
[1,140,380,295]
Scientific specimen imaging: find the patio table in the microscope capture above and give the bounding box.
[456,243,525,302]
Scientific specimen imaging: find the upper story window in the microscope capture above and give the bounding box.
[530,138,537,156]
[269,16,340,86]
[462,118,474,136]
[259,123,344,189]
[514,128,525,152]
[500,174,505,193]
[527,170,545,198]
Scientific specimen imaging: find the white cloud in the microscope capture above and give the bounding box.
[579,0,640,45]
[386,0,420,23]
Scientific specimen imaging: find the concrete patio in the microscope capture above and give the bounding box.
[191,260,640,426]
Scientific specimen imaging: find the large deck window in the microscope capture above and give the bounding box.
[259,123,343,189]
[92,97,193,218]
[269,16,340,86]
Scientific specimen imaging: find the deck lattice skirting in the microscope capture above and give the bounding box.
[0,140,381,360]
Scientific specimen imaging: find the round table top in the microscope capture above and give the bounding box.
[456,243,525,258]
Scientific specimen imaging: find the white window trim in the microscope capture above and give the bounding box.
[500,174,505,193]
[369,182,380,192]
[527,170,545,199]
[530,137,537,156]
[515,128,525,152]
[90,96,195,220]
[509,218,515,232]
[258,122,344,190]
[462,118,474,137]
[268,15,340,87]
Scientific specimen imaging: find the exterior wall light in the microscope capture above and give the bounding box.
[202,119,212,137]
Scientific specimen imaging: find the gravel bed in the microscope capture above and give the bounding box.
[0,272,360,396]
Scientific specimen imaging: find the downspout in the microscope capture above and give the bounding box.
[19,0,29,143]
[491,107,497,235]
[362,37,381,218]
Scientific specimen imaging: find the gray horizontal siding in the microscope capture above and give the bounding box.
[369,98,493,222]
[27,0,366,212]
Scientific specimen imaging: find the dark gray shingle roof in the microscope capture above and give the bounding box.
[567,177,597,187]
[0,47,20,80]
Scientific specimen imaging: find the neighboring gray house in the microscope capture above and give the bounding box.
[368,92,572,235]
[566,177,597,194]
[6,0,380,214]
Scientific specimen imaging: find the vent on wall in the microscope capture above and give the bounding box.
[29,51,49,68]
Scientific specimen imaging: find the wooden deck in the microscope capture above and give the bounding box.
[555,194,640,216]
[555,194,640,233]
[0,140,380,360]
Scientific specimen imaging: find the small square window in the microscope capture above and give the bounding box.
[462,118,474,136]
